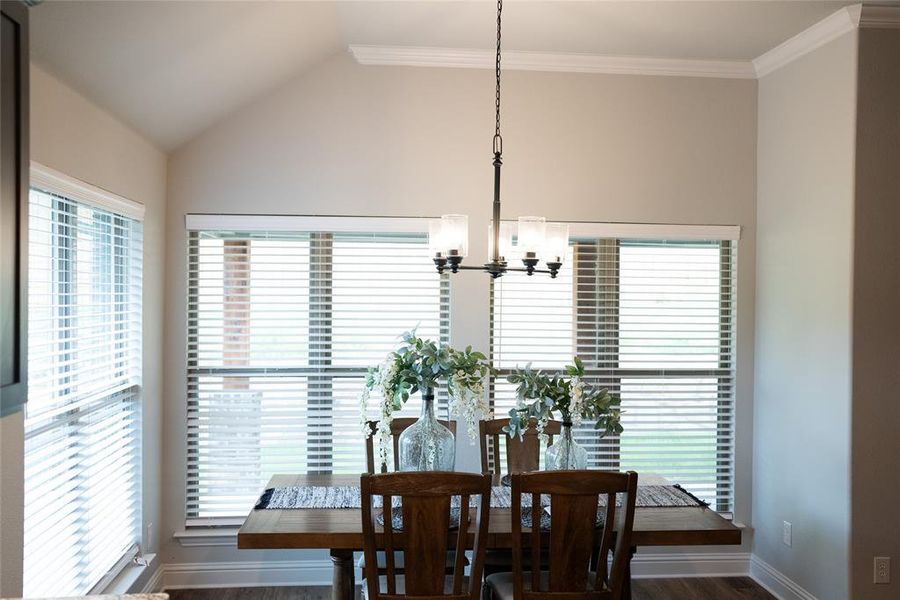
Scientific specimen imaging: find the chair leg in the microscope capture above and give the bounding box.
[622,545,637,600]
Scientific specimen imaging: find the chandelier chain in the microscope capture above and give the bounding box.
[431,0,564,280]
[494,0,502,155]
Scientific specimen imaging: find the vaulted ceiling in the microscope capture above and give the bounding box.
[30,1,860,151]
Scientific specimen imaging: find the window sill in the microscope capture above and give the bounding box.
[173,528,241,547]
[99,553,158,594]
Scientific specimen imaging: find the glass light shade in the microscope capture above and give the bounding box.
[542,223,569,263]
[440,214,469,257]
[488,221,515,261]
[428,219,446,257]
[517,216,546,257]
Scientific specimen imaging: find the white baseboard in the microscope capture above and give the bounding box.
[162,560,333,589]
[155,552,751,589]
[141,563,165,593]
[749,555,817,600]
[630,551,751,579]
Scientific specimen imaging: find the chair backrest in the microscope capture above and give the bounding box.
[479,418,562,475]
[365,417,458,473]
[510,470,638,600]
[361,472,492,600]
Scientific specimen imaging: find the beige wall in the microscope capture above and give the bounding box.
[754,31,858,600]
[0,412,24,595]
[7,10,898,593]
[27,63,168,573]
[851,26,900,600]
[163,53,758,566]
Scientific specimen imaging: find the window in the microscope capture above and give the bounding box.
[25,168,143,597]
[186,216,449,522]
[491,225,737,511]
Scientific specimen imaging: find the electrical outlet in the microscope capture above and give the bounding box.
[782,521,792,547]
[874,557,890,584]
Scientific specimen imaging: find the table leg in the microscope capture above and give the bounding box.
[330,548,355,600]
[623,545,637,600]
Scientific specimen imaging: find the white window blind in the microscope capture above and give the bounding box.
[492,237,736,511]
[25,188,143,597]
[186,227,449,522]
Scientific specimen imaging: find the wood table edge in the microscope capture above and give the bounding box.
[237,474,743,550]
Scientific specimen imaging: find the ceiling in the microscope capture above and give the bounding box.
[338,1,856,59]
[30,1,343,151]
[30,0,861,151]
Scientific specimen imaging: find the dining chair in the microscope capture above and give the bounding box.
[362,418,463,575]
[480,418,562,577]
[360,471,492,600]
[479,418,562,475]
[366,417,458,473]
[484,470,639,600]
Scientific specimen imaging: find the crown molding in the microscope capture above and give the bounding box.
[352,4,898,81]
[349,45,756,79]
[753,4,861,77]
[859,5,900,29]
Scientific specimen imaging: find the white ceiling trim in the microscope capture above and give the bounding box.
[353,4,900,82]
[350,45,757,79]
[858,5,900,29]
[753,4,861,77]
[31,161,145,220]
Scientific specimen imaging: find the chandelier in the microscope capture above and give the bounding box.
[429,0,568,279]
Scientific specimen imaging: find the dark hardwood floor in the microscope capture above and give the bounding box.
[632,577,775,599]
[166,578,775,600]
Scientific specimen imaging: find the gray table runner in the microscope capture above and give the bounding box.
[254,483,706,511]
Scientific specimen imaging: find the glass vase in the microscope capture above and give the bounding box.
[545,422,587,470]
[398,393,456,471]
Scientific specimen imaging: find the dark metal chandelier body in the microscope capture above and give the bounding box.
[431,0,567,279]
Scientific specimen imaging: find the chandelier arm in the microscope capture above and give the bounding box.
[462,265,555,275]
[452,264,556,277]
[438,264,559,279]
[454,264,492,272]
[506,267,557,277]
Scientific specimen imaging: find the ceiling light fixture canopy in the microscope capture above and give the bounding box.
[430,0,567,279]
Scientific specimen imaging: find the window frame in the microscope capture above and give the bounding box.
[25,163,144,596]
[489,222,739,513]
[184,215,451,525]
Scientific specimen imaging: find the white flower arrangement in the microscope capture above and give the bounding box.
[360,330,496,468]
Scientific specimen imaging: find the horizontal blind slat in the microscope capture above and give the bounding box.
[25,188,142,598]
[491,238,736,511]
[186,228,449,520]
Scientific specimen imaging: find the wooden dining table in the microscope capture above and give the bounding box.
[238,474,742,600]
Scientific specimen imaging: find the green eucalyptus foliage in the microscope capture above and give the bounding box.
[364,330,495,405]
[502,356,624,439]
